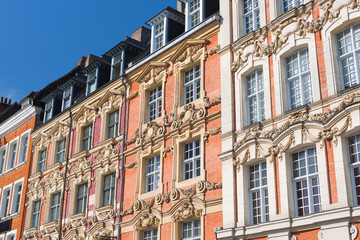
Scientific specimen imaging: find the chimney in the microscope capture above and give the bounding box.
[0,97,11,113]
[131,27,151,43]
[177,0,185,13]
[76,56,87,67]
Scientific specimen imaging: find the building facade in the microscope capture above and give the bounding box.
[218,0,360,240]
[22,1,222,240]
[0,95,42,240]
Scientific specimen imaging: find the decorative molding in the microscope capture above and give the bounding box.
[204,127,222,143]
[135,122,166,147]
[169,39,209,64]
[171,103,206,130]
[204,44,220,59]
[350,224,359,240]
[124,160,137,169]
[162,146,174,158]
[93,144,120,166]
[127,91,139,100]
[134,213,160,230]
[135,61,169,83]
[172,202,202,221]
[203,96,221,109]
[290,235,297,240]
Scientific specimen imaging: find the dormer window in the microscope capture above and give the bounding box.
[111,54,121,81]
[155,22,165,50]
[87,70,97,95]
[43,99,53,123]
[189,0,201,27]
[62,86,72,110]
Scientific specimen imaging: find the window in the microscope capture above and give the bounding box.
[50,192,61,222]
[108,111,119,139]
[282,0,303,12]
[38,149,46,172]
[189,0,201,28]
[286,49,312,110]
[82,124,93,151]
[243,0,260,34]
[18,131,30,165]
[6,140,18,171]
[143,229,158,240]
[111,54,122,81]
[184,65,201,104]
[249,162,269,225]
[337,23,360,89]
[62,86,72,110]
[32,200,41,228]
[0,185,11,218]
[102,173,115,207]
[182,219,200,240]
[43,99,53,123]
[183,139,201,180]
[347,134,360,205]
[0,145,7,175]
[155,22,165,50]
[76,183,88,214]
[5,230,16,240]
[56,139,66,163]
[292,147,321,216]
[246,69,265,125]
[87,71,97,95]
[10,179,23,215]
[146,155,160,192]
[148,86,162,121]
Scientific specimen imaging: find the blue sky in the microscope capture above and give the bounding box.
[0,0,176,103]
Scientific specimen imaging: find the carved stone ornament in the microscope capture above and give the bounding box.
[203,96,221,109]
[46,169,64,192]
[350,224,359,240]
[134,213,160,230]
[136,61,169,83]
[52,121,69,139]
[127,91,139,100]
[92,228,113,240]
[72,156,92,174]
[171,103,206,130]
[124,160,137,169]
[231,0,360,72]
[172,202,202,221]
[36,133,51,149]
[162,146,174,158]
[23,230,43,240]
[170,39,209,64]
[45,223,59,234]
[76,106,98,128]
[95,208,117,221]
[196,180,222,194]
[101,93,123,113]
[70,216,88,228]
[94,144,119,166]
[136,122,166,146]
[204,127,222,143]
[290,235,297,240]
[28,178,45,199]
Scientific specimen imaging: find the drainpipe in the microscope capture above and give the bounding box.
[117,48,127,240]
[58,109,73,240]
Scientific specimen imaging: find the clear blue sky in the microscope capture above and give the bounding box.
[0,0,176,103]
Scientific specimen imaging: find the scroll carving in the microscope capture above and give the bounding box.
[172,202,202,221]
[134,213,160,230]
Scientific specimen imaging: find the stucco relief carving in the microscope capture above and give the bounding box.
[71,156,92,175]
[46,169,64,192]
[44,223,59,234]
[35,133,51,150]
[23,230,43,240]
[120,180,222,216]
[76,106,99,128]
[93,144,119,166]
[52,120,69,139]
[170,39,209,64]
[92,228,113,240]
[134,213,160,230]
[172,202,202,221]
[204,44,220,60]
[203,95,221,109]
[171,103,206,130]
[100,92,123,113]
[135,122,166,146]
[136,61,169,83]
[162,146,174,158]
[28,178,45,200]
[231,0,360,72]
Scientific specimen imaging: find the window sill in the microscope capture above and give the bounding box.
[176,176,203,189]
[98,138,117,147]
[72,150,90,159]
[69,212,86,221]
[16,161,26,169]
[138,187,162,201]
[9,212,19,218]
[4,168,15,175]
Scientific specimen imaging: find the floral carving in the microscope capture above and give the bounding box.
[172,103,206,130]
[134,213,160,230]
[94,144,119,166]
[92,228,113,240]
[136,122,166,146]
[72,156,92,174]
[196,180,222,193]
[46,169,64,192]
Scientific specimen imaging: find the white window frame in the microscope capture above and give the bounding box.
[50,192,61,222]
[246,69,265,125]
[148,86,162,122]
[145,155,161,193]
[347,133,360,206]
[181,219,201,240]
[62,86,73,111]
[183,139,201,181]
[154,22,165,51]
[143,228,158,240]
[337,23,360,89]
[249,162,269,225]
[56,138,66,163]
[0,144,8,175]
[82,124,93,151]
[86,69,98,95]
[292,147,321,217]
[43,99,54,123]
[10,178,24,215]
[282,0,304,13]
[5,230,16,240]
[17,129,31,166]
[184,65,201,105]
[0,183,12,219]
[0,233,4,240]
[102,173,116,207]
[111,54,122,81]
[6,137,19,172]
[31,200,41,228]
[243,0,260,34]
[76,183,88,214]
[286,48,312,110]
[107,111,119,139]
[38,149,47,172]
[187,0,202,30]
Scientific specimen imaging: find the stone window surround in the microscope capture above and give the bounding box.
[101,109,121,142]
[0,144,8,175]
[173,45,206,113]
[45,190,62,224]
[273,37,321,116]
[68,172,91,217]
[5,230,16,240]
[26,198,43,230]
[50,137,67,166]
[17,129,31,167]
[322,12,360,96]
[6,137,19,173]
[75,122,95,154]
[236,58,271,130]
[0,183,12,219]
[33,141,50,174]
